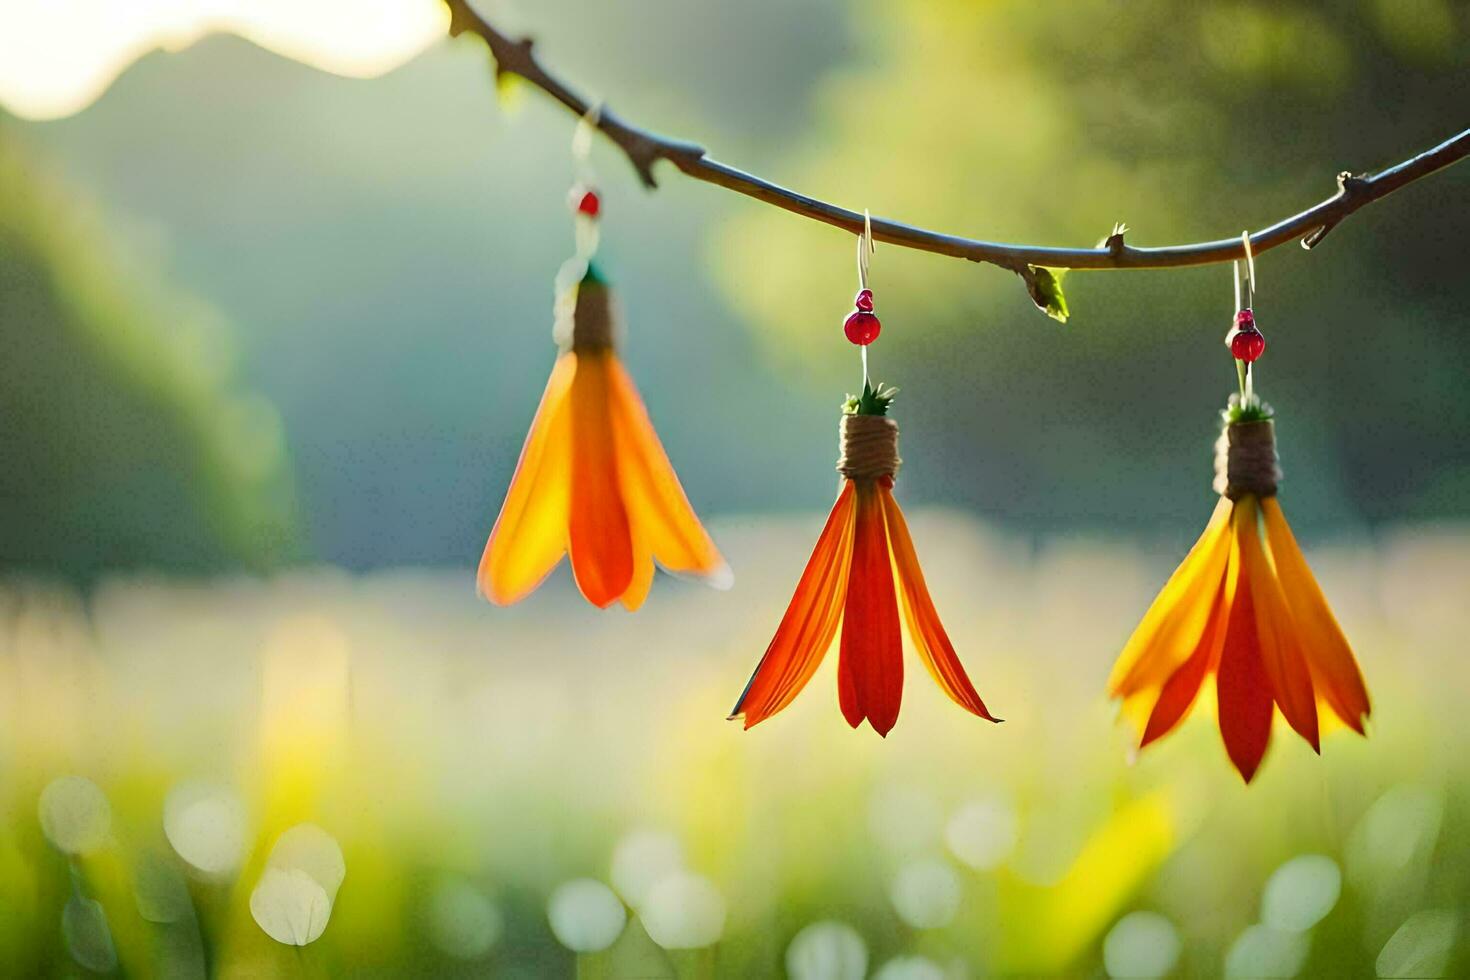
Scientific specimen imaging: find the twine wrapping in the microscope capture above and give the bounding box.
[837,413,901,482]
[1213,419,1280,499]
[565,280,616,353]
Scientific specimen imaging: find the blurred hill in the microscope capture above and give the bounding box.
[0,128,299,578]
[6,0,1469,573]
[15,8,850,570]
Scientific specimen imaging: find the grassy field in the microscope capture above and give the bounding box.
[2,512,1465,977]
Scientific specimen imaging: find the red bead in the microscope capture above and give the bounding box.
[1231,326,1265,362]
[569,185,600,218]
[854,288,874,312]
[844,311,881,346]
[1234,308,1255,329]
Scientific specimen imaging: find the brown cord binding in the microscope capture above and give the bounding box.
[837,413,901,482]
[560,279,616,352]
[1213,419,1280,499]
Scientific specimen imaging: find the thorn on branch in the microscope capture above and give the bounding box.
[1302,171,1368,249]
[1099,221,1129,256]
[445,0,471,37]
[491,36,535,76]
[440,5,1470,273]
[1300,221,1336,250]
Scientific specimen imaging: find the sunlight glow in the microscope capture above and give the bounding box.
[0,0,447,120]
[258,615,351,819]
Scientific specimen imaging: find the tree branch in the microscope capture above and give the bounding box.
[444,0,1469,275]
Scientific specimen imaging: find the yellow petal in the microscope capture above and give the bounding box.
[1110,497,1233,697]
[1139,572,1230,748]
[477,354,574,605]
[1261,497,1370,732]
[606,357,730,587]
[621,537,655,612]
[881,485,997,721]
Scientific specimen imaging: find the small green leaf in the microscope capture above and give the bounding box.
[1223,392,1274,423]
[1024,266,1070,322]
[843,379,898,416]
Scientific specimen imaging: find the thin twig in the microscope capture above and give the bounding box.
[444,0,1469,274]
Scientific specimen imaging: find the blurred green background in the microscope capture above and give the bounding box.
[1,0,1468,977]
[3,0,1467,574]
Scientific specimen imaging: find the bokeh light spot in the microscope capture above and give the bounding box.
[889,858,962,930]
[872,954,946,980]
[1224,924,1309,979]
[786,920,868,980]
[610,829,684,909]
[1376,909,1459,979]
[38,775,111,855]
[1103,911,1181,979]
[640,872,726,950]
[265,823,346,901]
[63,895,118,973]
[1261,855,1341,933]
[548,878,627,953]
[134,853,195,924]
[164,780,249,877]
[1347,785,1443,886]
[250,867,332,946]
[426,876,503,960]
[945,794,1019,871]
[869,783,943,856]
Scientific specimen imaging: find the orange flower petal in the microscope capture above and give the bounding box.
[1216,528,1274,783]
[1236,498,1320,752]
[1110,497,1233,698]
[731,482,857,728]
[1140,574,1230,747]
[566,352,635,608]
[1261,497,1370,733]
[606,357,730,587]
[880,485,999,722]
[838,483,904,736]
[621,537,655,612]
[478,354,575,605]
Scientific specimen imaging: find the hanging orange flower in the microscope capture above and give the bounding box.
[731,384,999,735]
[479,263,730,609]
[1109,392,1371,782]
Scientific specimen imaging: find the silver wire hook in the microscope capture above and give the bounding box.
[571,101,603,163]
[1233,230,1257,311]
[856,209,875,290]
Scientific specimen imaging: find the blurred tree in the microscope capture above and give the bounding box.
[712,0,1470,534]
[0,126,300,578]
